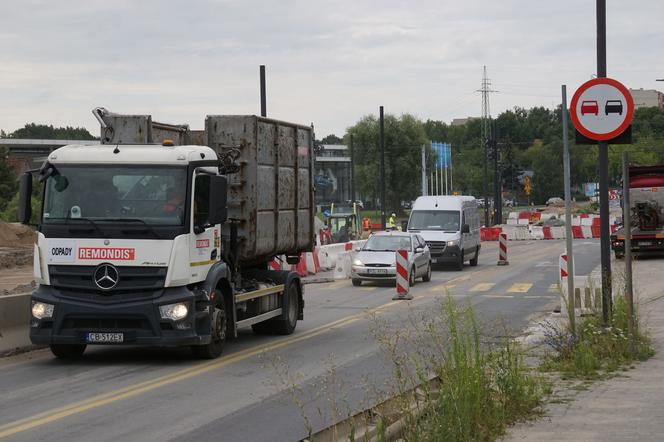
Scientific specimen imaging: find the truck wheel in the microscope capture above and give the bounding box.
[252,282,300,336]
[271,283,299,335]
[352,278,362,286]
[469,247,479,266]
[192,299,227,359]
[50,344,86,359]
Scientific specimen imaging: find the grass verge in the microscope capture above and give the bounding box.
[372,298,550,441]
[539,295,654,380]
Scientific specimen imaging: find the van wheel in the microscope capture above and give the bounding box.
[192,298,226,359]
[469,247,479,266]
[455,251,464,271]
[422,263,432,282]
[50,344,86,359]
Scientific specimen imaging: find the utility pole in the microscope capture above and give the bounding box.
[492,122,502,225]
[478,66,496,226]
[450,144,454,194]
[421,144,427,196]
[379,106,386,229]
[350,134,356,204]
[596,0,612,324]
[260,65,266,117]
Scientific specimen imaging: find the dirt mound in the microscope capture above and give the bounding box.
[0,222,36,248]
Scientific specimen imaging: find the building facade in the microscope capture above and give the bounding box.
[629,88,664,109]
[314,144,351,206]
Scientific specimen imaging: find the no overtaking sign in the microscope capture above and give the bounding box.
[570,77,634,141]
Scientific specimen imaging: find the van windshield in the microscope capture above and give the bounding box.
[409,210,460,231]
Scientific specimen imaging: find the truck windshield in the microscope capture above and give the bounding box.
[43,166,187,226]
[408,210,460,231]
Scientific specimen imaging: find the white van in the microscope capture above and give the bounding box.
[406,196,481,270]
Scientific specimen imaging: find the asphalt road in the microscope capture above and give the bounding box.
[0,239,601,442]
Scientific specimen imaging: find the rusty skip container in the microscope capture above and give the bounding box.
[205,115,314,265]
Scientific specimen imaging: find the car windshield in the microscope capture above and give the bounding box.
[363,235,412,252]
[43,166,187,226]
[408,210,460,231]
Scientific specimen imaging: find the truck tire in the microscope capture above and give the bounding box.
[50,344,86,359]
[251,282,300,335]
[192,297,227,359]
[271,282,299,335]
[469,247,479,266]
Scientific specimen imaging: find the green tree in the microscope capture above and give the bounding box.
[0,147,17,212]
[346,114,430,211]
[319,134,343,144]
[9,123,95,140]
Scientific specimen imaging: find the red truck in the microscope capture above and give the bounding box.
[611,165,664,258]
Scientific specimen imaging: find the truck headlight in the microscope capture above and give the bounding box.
[353,259,363,266]
[159,302,189,321]
[446,240,459,247]
[32,301,54,319]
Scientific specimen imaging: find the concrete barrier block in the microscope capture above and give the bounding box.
[0,293,32,354]
[529,225,544,240]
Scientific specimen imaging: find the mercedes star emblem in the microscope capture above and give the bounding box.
[93,264,119,290]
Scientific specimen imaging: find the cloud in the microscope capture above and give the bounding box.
[1,0,663,137]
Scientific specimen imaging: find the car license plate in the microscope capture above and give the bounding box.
[367,268,387,274]
[86,332,123,343]
[639,241,652,246]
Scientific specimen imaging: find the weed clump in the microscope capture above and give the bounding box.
[384,298,548,441]
[540,296,654,379]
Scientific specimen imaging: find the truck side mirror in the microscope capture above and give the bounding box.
[208,175,227,225]
[461,224,470,234]
[18,173,33,224]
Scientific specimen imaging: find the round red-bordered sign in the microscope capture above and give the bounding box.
[570,77,634,141]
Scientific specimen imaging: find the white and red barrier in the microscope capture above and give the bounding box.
[392,249,413,300]
[497,233,509,265]
[481,214,620,242]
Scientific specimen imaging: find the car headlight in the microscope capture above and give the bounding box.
[159,302,189,321]
[32,301,54,319]
[446,240,458,247]
[353,259,364,266]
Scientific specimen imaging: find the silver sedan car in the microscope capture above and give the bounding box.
[351,231,432,286]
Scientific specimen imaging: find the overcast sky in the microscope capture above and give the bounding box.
[1,0,663,138]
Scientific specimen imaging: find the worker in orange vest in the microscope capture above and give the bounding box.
[362,217,371,231]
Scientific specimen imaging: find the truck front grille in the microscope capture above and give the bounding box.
[48,265,167,302]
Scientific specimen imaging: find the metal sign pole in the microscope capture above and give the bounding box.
[596,0,612,324]
[622,151,635,355]
[379,106,386,229]
[421,144,427,196]
[562,85,576,333]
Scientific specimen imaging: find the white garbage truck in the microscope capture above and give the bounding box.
[18,108,314,359]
